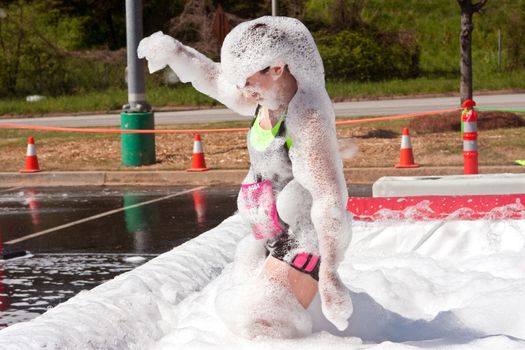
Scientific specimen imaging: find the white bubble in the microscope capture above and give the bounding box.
[122,256,147,263]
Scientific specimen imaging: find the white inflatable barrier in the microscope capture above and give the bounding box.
[373,173,525,197]
[2,203,525,349]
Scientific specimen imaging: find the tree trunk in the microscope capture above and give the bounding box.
[459,6,473,105]
[457,0,488,106]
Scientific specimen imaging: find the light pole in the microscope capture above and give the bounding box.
[121,0,156,166]
[272,0,277,16]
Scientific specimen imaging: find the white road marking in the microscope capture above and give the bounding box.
[5,186,207,245]
[0,186,23,193]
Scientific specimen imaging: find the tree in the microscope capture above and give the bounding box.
[49,0,126,49]
[305,0,367,31]
[0,0,123,97]
[457,0,488,105]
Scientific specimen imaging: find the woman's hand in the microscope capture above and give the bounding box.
[137,31,181,73]
[318,267,353,331]
[137,31,256,116]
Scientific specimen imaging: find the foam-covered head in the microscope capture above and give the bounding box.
[220,16,325,91]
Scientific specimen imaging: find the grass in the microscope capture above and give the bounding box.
[327,70,525,101]
[1,69,524,117]
[363,0,525,75]
[0,85,217,117]
[326,77,458,100]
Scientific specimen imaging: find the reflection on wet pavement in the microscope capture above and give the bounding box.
[0,186,240,328]
[0,186,239,253]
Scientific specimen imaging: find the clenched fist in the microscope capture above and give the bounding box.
[137,31,180,73]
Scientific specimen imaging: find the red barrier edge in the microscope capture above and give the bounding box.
[347,194,525,221]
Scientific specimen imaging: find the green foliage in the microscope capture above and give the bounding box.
[315,30,419,81]
[305,0,367,31]
[304,0,332,25]
[49,0,126,49]
[1,0,524,104]
[0,0,126,97]
[306,0,419,81]
[52,16,88,50]
[361,0,525,75]
[503,2,525,69]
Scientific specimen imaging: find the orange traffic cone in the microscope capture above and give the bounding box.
[186,134,210,172]
[395,128,419,168]
[19,137,41,173]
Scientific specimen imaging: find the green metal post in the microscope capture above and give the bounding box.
[122,0,155,166]
[121,111,156,166]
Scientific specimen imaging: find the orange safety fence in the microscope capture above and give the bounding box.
[0,108,460,134]
[0,124,249,134]
[335,108,460,126]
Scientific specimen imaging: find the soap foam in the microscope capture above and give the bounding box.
[139,16,353,333]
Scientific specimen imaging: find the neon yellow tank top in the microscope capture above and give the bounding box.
[249,109,287,151]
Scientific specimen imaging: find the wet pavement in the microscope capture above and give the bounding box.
[0,184,371,328]
[0,186,240,328]
[1,186,240,254]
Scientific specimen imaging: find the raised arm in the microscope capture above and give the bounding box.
[137,31,256,116]
[287,98,353,330]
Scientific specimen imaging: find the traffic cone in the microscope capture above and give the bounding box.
[19,136,41,173]
[395,128,419,168]
[186,134,210,172]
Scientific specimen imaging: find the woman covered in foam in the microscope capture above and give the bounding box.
[138,16,352,338]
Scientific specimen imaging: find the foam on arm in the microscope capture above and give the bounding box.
[137,31,256,116]
[287,101,353,330]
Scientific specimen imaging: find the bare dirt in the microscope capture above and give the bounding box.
[1,112,524,172]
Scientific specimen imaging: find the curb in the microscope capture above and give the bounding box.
[0,166,523,187]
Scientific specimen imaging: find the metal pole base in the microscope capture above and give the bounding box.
[121,111,156,166]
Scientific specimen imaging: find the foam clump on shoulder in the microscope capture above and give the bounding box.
[220,16,325,91]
